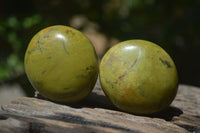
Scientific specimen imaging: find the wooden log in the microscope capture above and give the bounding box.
[0,83,200,133]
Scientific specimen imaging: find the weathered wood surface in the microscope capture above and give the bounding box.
[0,82,200,133]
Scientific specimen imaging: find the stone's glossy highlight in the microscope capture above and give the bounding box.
[25,25,99,103]
[100,40,178,115]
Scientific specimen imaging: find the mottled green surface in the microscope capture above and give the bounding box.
[25,25,99,103]
[100,40,178,115]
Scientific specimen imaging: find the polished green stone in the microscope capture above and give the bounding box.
[25,25,99,103]
[100,40,178,114]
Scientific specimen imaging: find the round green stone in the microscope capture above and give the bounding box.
[100,40,178,115]
[25,25,99,103]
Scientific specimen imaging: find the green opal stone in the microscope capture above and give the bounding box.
[100,40,178,115]
[25,25,99,103]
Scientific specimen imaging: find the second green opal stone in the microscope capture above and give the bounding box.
[100,40,178,115]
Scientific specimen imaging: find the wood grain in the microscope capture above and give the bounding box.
[0,82,199,133]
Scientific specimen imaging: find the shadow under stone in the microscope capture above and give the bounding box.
[148,106,183,121]
[67,91,119,111]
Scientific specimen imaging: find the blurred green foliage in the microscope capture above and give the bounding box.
[0,14,42,80]
[0,0,200,86]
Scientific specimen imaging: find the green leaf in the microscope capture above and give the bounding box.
[7,16,20,29]
[7,54,19,69]
[0,65,10,80]
[7,32,22,53]
[23,14,42,29]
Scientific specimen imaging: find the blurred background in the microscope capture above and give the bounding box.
[0,0,199,104]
